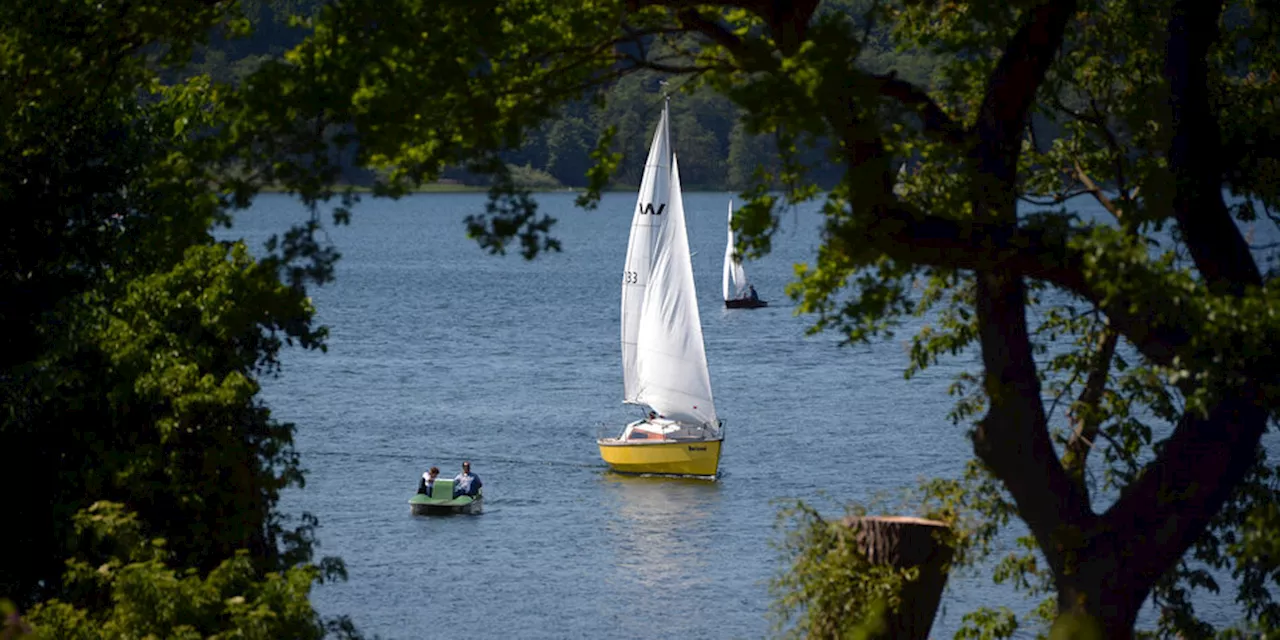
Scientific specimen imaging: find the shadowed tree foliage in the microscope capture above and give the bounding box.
[186,1,937,193]
[11,502,355,639]
[1,0,358,636]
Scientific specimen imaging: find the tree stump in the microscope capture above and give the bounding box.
[842,515,954,640]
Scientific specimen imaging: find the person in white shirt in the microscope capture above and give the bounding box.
[417,466,440,496]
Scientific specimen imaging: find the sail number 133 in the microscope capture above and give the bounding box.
[623,271,639,284]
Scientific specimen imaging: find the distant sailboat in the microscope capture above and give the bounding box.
[893,162,908,197]
[596,99,724,479]
[723,200,767,309]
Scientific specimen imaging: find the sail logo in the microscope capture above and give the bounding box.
[638,203,666,216]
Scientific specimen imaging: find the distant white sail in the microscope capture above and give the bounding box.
[722,200,749,301]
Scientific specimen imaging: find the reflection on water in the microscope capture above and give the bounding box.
[600,474,722,592]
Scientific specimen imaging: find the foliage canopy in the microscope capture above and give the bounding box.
[217,0,1280,636]
[1,0,355,636]
[4,0,1279,637]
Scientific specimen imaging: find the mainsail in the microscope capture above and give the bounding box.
[620,102,670,402]
[633,155,717,426]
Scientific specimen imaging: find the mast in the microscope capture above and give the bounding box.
[664,92,671,166]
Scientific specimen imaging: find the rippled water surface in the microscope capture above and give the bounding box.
[228,192,1262,639]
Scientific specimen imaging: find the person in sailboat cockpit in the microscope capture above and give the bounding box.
[748,284,759,302]
[452,461,482,499]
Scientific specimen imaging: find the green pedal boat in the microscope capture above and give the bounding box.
[408,479,483,515]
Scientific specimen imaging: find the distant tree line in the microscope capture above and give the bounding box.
[187,0,939,191]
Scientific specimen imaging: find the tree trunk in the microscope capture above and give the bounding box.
[843,516,954,640]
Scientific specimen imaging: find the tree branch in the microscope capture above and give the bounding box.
[1073,160,1122,219]
[618,57,735,75]
[1061,322,1119,502]
[1164,0,1260,292]
[673,8,755,62]
[951,0,1088,587]
[1045,365,1085,434]
[854,204,1187,378]
[971,267,1090,580]
[1088,97,1131,200]
[973,0,1079,190]
[870,72,969,146]
[1019,189,1092,207]
[1062,0,1273,620]
[627,0,820,55]
[1099,382,1269,619]
[625,0,749,9]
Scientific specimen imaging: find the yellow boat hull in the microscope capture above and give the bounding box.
[597,438,722,477]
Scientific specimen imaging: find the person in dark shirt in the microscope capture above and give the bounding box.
[452,461,483,499]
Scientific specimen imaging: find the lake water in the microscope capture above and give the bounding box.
[228,192,1259,639]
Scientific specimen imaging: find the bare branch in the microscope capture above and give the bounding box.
[628,0,819,55]
[626,0,746,9]
[675,8,749,58]
[620,57,735,75]
[1019,189,1092,207]
[1087,97,1131,199]
[1073,160,1123,219]
[1062,322,1120,501]
[871,72,969,145]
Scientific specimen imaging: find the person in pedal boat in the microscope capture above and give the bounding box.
[417,466,440,496]
[452,461,482,499]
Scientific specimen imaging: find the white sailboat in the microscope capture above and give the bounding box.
[597,99,724,478]
[893,162,908,197]
[722,200,767,309]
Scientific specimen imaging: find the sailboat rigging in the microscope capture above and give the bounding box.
[597,98,724,479]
